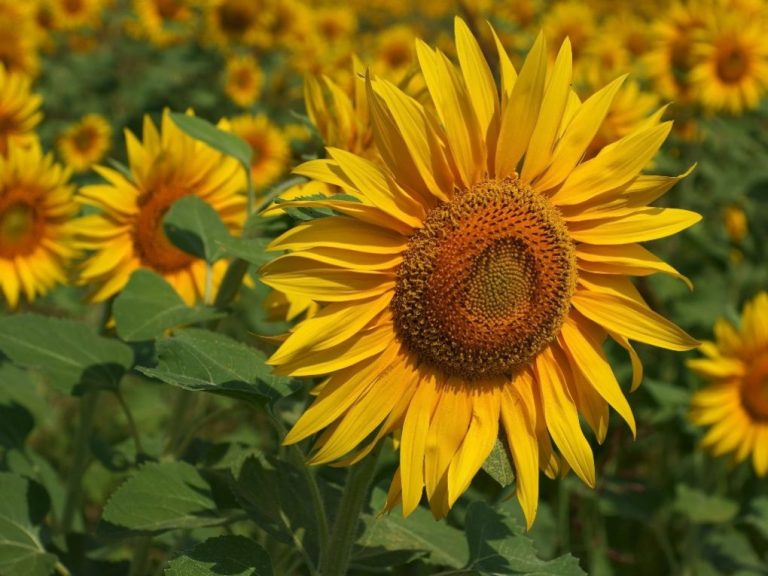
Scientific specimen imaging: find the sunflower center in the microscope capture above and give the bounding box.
[0,200,40,257]
[155,0,183,19]
[742,355,768,421]
[218,0,256,35]
[716,45,748,83]
[392,177,576,379]
[72,126,98,152]
[133,187,196,273]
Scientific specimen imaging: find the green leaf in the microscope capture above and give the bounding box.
[464,501,585,575]
[673,485,739,524]
[163,196,233,262]
[0,314,134,394]
[482,438,516,488]
[170,113,252,168]
[101,461,221,534]
[744,496,768,540]
[221,237,272,267]
[229,455,319,560]
[0,473,58,576]
[354,488,468,569]
[165,535,272,576]
[137,329,295,403]
[113,270,223,341]
[0,402,33,449]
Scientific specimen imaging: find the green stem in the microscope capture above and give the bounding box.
[319,444,382,576]
[54,561,71,576]
[557,478,571,554]
[114,389,145,455]
[213,258,250,309]
[271,418,330,563]
[60,391,100,533]
[128,536,153,576]
[164,390,196,456]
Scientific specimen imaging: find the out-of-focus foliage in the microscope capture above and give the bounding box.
[0,0,767,575]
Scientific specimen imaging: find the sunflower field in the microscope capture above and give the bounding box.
[1,0,768,575]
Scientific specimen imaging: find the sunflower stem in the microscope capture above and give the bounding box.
[320,443,382,576]
[60,390,99,533]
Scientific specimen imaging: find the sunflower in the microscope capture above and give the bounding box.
[203,0,273,50]
[261,19,700,526]
[689,293,768,476]
[542,0,595,62]
[56,113,112,173]
[689,14,768,114]
[0,64,43,156]
[132,0,196,47]
[227,113,290,190]
[224,54,263,108]
[0,141,78,308]
[0,1,41,76]
[645,0,707,104]
[50,0,104,30]
[76,111,247,304]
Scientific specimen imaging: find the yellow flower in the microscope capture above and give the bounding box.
[690,14,768,114]
[131,0,196,47]
[0,0,41,76]
[76,111,247,304]
[723,204,747,243]
[203,0,273,50]
[372,25,418,83]
[0,64,43,156]
[543,0,595,62]
[57,113,112,173]
[224,54,263,108]
[689,293,768,476]
[262,19,700,526]
[50,0,104,30]
[645,1,707,104]
[0,142,78,308]
[227,113,290,190]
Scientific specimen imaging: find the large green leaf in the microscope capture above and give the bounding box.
[229,454,319,561]
[163,196,233,263]
[137,329,295,403]
[0,315,133,394]
[101,461,221,534]
[673,485,739,524]
[354,488,468,569]
[0,473,58,576]
[463,501,585,575]
[165,535,272,576]
[113,270,223,341]
[170,113,252,168]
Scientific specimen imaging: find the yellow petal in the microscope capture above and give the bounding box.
[560,318,637,436]
[607,329,644,392]
[267,217,407,254]
[495,32,548,179]
[521,39,573,185]
[310,354,414,464]
[400,373,440,516]
[576,243,692,289]
[568,207,702,244]
[416,40,482,186]
[535,347,596,487]
[534,75,626,192]
[272,323,393,377]
[550,122,673,207]
[283,343,400,444]
[448,387,501,508]
[572,290,699,351]
[270,293,391,364]
[500,383,539,529]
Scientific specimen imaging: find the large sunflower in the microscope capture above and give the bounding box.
[0,142,78,308]
[76,111,247,304]
[262,20,700,526]
[0,64,42,156]
[688,293,768,475]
